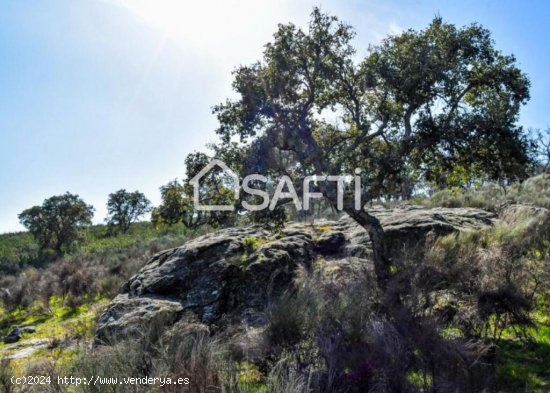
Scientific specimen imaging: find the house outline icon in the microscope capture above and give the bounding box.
[189,159,240,211]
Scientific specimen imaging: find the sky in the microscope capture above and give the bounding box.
[1,0,549,233]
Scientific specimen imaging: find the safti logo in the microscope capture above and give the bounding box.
[190,159,364,212]
[189,159,240,211]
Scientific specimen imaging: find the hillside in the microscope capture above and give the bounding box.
[1,177,549,392]
[3,3,550,393]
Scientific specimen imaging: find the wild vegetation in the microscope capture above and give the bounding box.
[1,8,550,393]
[1,175,549,392]
[411,173,550,212]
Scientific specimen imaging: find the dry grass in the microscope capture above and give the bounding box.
[414,173,550,212]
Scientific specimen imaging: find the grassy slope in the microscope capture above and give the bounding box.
[0,222,207,371]
[0,222,190,272]
[412,174,550,392]
[495,306,550,391]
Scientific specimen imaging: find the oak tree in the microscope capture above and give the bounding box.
[106,189,151,233]
[210,10,532,285]
[19,193,94,254]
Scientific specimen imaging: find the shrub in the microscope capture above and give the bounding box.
[422,211,547,342]
[265,288,318,349]
[0,359,15,393]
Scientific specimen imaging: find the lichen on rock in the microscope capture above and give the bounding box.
[95,206,496,344]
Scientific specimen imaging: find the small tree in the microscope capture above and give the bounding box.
[106,189,152,233]
[185,151,237,228]
[18,192,94,254]
[153,152,237,229]
[152,180,188,226]
[152,179,205,228]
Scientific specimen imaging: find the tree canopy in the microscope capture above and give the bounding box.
[18,192,94,254]
[106,189,152,233]
[152,152,236,229]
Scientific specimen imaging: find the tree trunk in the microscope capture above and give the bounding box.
[344,208,392,288]
[318,178,392,289]
[298,128,393,288]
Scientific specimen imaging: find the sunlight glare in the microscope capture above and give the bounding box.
[116,0,282,51]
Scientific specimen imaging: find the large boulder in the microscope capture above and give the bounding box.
[371,205,495,255]
[95,226,315,343]
[4,328,22,344]
[3,325,36,344]
[95,295,184,344]
[95,206,495,344]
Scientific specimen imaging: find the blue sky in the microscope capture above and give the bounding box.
[1,0,549,233]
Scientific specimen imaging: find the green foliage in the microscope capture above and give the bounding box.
[426,208,550,342]
[246,205,287,230]
[266,290,318,348]
[242,236,267,253]
[153,152,237,230]
[80,222,186,254]
[0,222,187,273]
[424,185,503,211]
[18,193,94,255]
[106,189,151,234]
[0,222,202,324]
[210,8,532,210]
[496,323,550,392]
[0,232,41,273]
[152,179,191,226]
[514,173,550,208]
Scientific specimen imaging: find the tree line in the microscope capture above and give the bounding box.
[18,189,152,255]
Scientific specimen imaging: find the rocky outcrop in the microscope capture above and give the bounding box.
[95,206,495,344]
[367,205,496,255]
[3,325,36,344]
[95,226,314,344]
[95,295,184,344]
